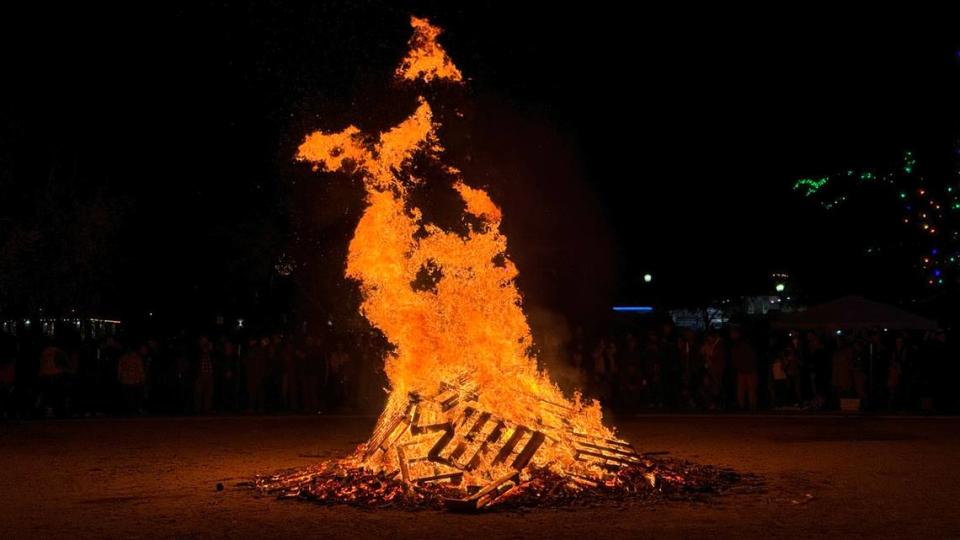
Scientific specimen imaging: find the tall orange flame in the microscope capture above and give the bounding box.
[297,16,614,487]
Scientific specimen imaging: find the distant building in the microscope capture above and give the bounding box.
[1,317,121,340]
[669,307,728,331]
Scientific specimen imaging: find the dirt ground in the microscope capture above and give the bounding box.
[1,414,958,539]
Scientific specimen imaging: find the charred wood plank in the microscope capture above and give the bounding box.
[397,446,411,486]
[574,449,643,467]
[511,431,546,470]
[575,441,641,459]
[443,471,519,511]
[415,472,463,486]
[465,421,505,471]
[426,423,455,463]
[491,427,529,466]
[570,432,635,449]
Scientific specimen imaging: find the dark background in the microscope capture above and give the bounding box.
[1,2,958,329]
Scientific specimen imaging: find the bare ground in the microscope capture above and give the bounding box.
[1,414,958,539]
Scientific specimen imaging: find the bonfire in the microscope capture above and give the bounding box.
[255,16,744,511]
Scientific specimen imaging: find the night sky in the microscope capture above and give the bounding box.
[2,2,959,327]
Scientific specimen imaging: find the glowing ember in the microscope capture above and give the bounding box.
[257,16,746,510]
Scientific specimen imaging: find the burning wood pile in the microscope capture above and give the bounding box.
[255,377,746,510]
[253,16,749,511]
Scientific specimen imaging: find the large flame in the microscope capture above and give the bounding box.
[297,16,614,488]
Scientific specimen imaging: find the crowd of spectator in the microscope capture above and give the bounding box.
[570,321,959,414]
[0,328,388,419]
[1,320,958,420]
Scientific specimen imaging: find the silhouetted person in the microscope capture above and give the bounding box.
[642,332,663,408]
[99,337,124,413]
[171,342,193,413]
[37,340,67,417]
[805,332,829,409]
[217,337,239,412]
[194,335,214,413]
[301,335,321,413]
[831,335,855,408]
[117,346,146,414]
[0,335,16,419]
[620,333,642,411]
[281,337,299,411]
[660,323,680,408]
[243,337,267,412]
[730,328,758,411]
[677,329,700,408]
[700,331,727,409]
[782,334,804,406]
[852,337,869,405]
[916,331,945,412]
[769,346,789,407]
[328,341,351,410]
[590,338,609,401]
[888,335,909,411]
[604,337,619,406]
[569,326,585,375]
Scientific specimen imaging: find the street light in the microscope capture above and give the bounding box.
[643,273,653,283]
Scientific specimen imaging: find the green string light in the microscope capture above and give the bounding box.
[903,150,916,174]
[794,177,829,197]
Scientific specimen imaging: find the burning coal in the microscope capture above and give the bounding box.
[255,16,749,510]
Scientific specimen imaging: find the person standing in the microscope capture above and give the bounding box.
[117,346,146,415]
[194,336,215,413]
[805,333,829,409]
[620,333,642,411]
[37,340,67,417]
[730,328,758,411]
[300,335,321,414]
[0,335,17,419]
[217,337,239,412]
[831,336,855,408]
[769,348,789,407]
[887,334,909,411]
[281,337,299,411]
[243,337,267,413]
[700,331,727,410]
[590,338,608,402]
[604,337,619,407]
[783,334,804,406]
[677,329,700,408]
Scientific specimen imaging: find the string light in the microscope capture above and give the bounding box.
[903,150,916,174]
[795,145,960,288]
[794,177,829,196]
